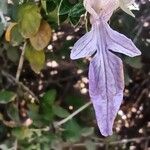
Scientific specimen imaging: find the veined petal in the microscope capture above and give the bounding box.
[70,29,97,60]
[105,23,141,57]
[83,0,99,19]
[89,51,124,136]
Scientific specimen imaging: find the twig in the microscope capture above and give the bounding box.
[84,11,89,32]
[63,136,150,148]
[57,0,64,26]
[2,70,39,102]
[16,42,26,82]
[13,139,18,150]
[55,101,92,127]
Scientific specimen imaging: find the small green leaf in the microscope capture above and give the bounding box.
[7,104,20,123]
[0,113,3,121]
[53,105,70,118]
[25,43,45,73]
[63,120,81,142]
[0,91,16,104]
[12,127,33,140]
[0,22,4,37]
[59,0,73,15]
[41,104,54,122]
[10,24,24,46]
[0,0,7,14]
[124,56,142,69]
[40,89,57,122]
[69,2,85,26]
[46,0,57,13]
[6,46,19,62]
[28,104,43,127]
[84,140,96,150]
[18,3,41,38]
[81,127,94,137]
[42,89,57,106]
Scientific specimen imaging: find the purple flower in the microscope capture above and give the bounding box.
[70,0,141,136]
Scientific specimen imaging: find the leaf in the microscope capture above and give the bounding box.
[58,0,73,15]
[6,47,19,62]
[12,127,33,140]
[0,113,3,121]
[7,104,20,123]
[30,20,52,50]
[18,3,41,38]
[0,0,7,14]
[0,91,16,104]
[28,104,43,127]
[5,22,17,42]
[81,127,94,137]
[53,105,70,118]
[84,140,96,150]
[46,0,57,13]
[40,104,54,122]
[40,89,57,122]
[124,56,142,69]
[69,2,85,26]
[0,22,4,37]
[42,89,57,106]
[10,24,24,46]
[25,43,45,73]
[63,120,81,142]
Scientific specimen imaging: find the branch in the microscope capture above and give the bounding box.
[63,136,150,148]
[55,101,92,127]
[16,42,26,82]
[2,70,39,102]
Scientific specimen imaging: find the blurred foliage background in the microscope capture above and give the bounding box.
[0,0,149,149]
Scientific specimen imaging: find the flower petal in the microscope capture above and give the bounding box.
[119,0,135,17]
[70,29,97,60]
[89,51,124,136]
[105,23,141,57]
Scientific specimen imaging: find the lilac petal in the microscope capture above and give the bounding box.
[105,23,141,57]
[70,29,97,60]
[89,52,124,136]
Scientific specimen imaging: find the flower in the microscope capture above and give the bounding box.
[70,0,141,136]
[119,0,136,17]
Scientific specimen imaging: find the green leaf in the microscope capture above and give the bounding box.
[46,0,57,13]
[18,3,41,38]
[7,104,20,123]
[84,140,96,150]
[53,105,70,118]
[12,127,33,140]
[40,89,57,122]
[59,0,73,15]
[0,91,16,104]
[10,24,24,46]
[28,103,44,127]
[30,21,52,50]
[0,113,3,121]
[69,2,85,26]
[41,104,54,122]
[42,89,57,106]
[6,46,19,62]
[124,56,142,69]
[0,22,4,37]
[0,0,7,14]
[63,120,81,142]
[25,43,45,73]
[81,127,94,137]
